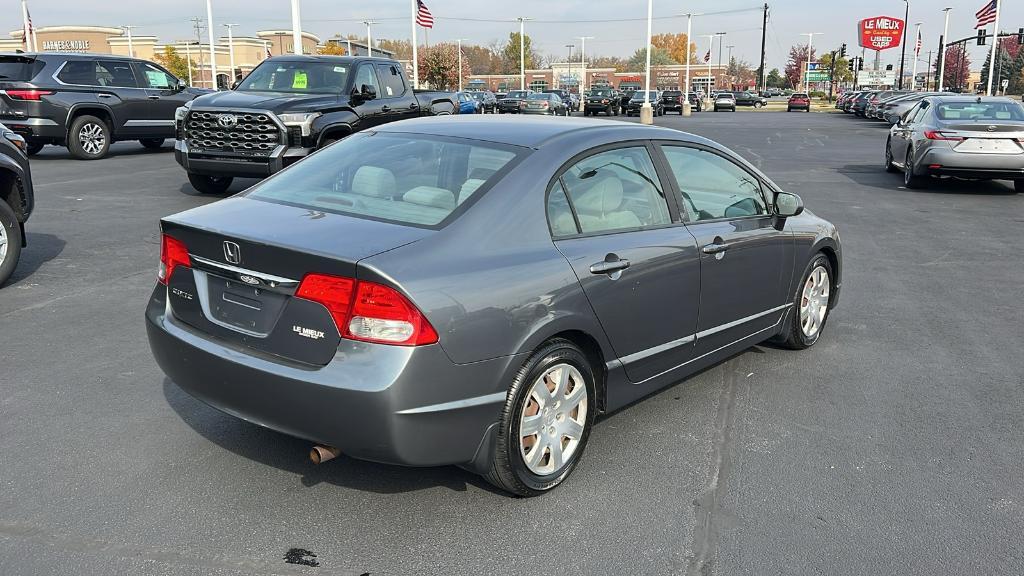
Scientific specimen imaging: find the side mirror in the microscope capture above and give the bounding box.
[360,84,377,100]
[230,80,240,90]
[174,78,188,92]
[774,191,804,218]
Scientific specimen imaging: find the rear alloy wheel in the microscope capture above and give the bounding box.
[187,173,234,195]
[778,254,833,349]
[903,149,926,189]
[884,139,899,173]
[486,339,595,496]
[0,199,21,287]
[139,138,165,150]
[754,101,763,108]
[67,115,110,160]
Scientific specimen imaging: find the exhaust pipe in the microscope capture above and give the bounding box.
[309,445,341,465]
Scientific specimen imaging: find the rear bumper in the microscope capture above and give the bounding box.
[521,108,555,115]
[146,288,517,468]
[921,148,1024,180]
[1,117,64,141]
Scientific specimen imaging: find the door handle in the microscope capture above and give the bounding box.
[97,94,112,98]
[702,242,731,255]
[148,95,160,100]
[381,105,391,113]
[589,257,631,275]
[409,103,420,109]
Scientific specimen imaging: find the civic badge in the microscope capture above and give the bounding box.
[223,241,241,264]
[217,113,238,128]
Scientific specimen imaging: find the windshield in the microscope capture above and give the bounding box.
[247,133,522,227]
[936,101,1024,121]
[528,93,552,100]
[632,91,656,99]
[507,91,529,98]
[236,61,348,94]
[589,89,613,97]
[663,91,681,96]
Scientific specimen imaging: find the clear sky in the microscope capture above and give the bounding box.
[9,0,1023,71]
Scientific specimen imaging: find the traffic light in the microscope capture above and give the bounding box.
[977,29,987,46]
[848,59,854,71]
[885,64,893,71]
[858,58,864,71]
[840,43,847,58]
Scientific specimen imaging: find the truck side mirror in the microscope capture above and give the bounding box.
[360,84,377,100]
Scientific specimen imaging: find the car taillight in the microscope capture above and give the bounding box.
[295,273,438,346]
[924,130,964,142]
[158,234,191,285]
[4,89,54,101]
[541,101,549,108]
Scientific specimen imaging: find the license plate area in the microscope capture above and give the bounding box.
[954,139,1022,154]
[206,274,287,335]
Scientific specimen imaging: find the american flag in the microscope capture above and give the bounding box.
[915,29,922,55]
[703,50,711,63]
[416,0,434,29]
[975,0,997,29]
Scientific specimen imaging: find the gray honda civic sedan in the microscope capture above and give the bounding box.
[146,116,842,496]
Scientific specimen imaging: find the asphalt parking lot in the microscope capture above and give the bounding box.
[2,111,1022,576]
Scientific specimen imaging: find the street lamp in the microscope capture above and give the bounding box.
[704,34,716,105]
[455,38,467,91]
[516,17,532,90]
[290,0,302,55]
[122,25,136,58]
[910,22,922,90]
[938,7,952,92]
[223,23,237,84]
[577,36,593,93]
[802,32,823,93]
[206,0,218,88]
[565,44,574,90]
[898,0,909,90]
[716,32,726,71]
[641,0,653,125]
[363,21,377,57]
[678,13,703,117]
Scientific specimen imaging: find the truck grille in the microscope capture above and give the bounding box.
[185,111,283,155]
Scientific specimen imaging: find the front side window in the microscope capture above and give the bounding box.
[553,146,671,236]
[137,62,176,89]
[235,61,348,94]
[375,63,406,98]
[352,64,381,96]
[247,133,521,227]
[661,146,767,222]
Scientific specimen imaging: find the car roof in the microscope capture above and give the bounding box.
[924,95,1022,105]
[372,115,714,149]
[1,51,148,61]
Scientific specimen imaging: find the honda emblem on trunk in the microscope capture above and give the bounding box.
[223,241,241,264]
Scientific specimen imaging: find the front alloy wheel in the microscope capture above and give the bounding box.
[778,253,834,349]
[884,139,898,173]
[486,339,595,496]
[0,199,21,287]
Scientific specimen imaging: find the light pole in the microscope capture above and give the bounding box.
[910,22,921,90]
[517,17,531,90]
[716,32,726,72]
[938,7,951,91]
[346,37,352,56]
[122,26,136,57]
[984,0,1001,96]
[206,0,218,88]
[802,32,823,93]
[455,38,467,91]
[898,0,909,89]
[679,13,701,117]
[363,21,377,57]
[578,36,593,93]
[565,44,574,90]
[184,41,193,85]
[20,0,34,52]
[223,23,237,84]
[290,0,302,55]
[641,0,653,125]
[704,34,715,106]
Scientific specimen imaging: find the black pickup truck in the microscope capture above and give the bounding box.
[175,55,457,194]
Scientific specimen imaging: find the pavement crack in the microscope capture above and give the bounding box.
[686,367,741,576]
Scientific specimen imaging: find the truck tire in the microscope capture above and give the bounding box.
[0,198,21,287]
[140,138,165,150]
[67,115,110,160]
[188,173,233,195]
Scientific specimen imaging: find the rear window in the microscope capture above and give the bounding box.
[791,93,809,98]
[246,132,523,228]
[0,56,43,81]
[589,89,613,97]
[507,91,529,98]
[936,101,1024,121]
[663,91,682,96]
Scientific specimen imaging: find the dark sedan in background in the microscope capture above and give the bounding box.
[0,123,33,286]
[147,115,842,496]
[498,90,532,113]
[885,96,1024,191]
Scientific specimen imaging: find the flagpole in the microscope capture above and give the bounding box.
[411,0,419,89]
[20,0,33,52]
[911,23,921,90]
[985,0,1000,96]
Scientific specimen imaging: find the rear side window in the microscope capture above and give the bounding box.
[551,146,671,236]
[57,60,138,87]
[246,133,521,227]
[375,63,406,98]
[0,56,43,81]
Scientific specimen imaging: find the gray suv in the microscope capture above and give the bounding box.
[0,52,209,159]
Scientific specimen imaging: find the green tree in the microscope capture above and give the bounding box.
[501,32,539,74]
[819,52,852,84]
[154,46,193,83]
[418,43,472,90]
[766,68,784,88]
[377,38,412,61]
[628,47,677,70]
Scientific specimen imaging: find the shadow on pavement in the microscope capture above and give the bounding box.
[837,164,1019,196]
[29,142,175,161]
[2,232,66,287]
[162,377,504,495]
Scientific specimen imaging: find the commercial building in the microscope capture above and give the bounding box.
[468,63,738,94]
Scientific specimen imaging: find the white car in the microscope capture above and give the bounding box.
[714,93,737,112]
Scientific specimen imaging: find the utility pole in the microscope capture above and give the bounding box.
[206,0,217,89]
[925,49,932,90]
[937,7,951,91]
[758,3,769,94]
[184,41,193,85]
[897,0,909,89]
[828,49,836,102]
[191,18,208,88]
[363,21,376,57]
[223,24,237,83]
[717,32,726,72]
[122,25,136,57]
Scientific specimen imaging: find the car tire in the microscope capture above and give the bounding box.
[884,139,899,173]
[187,173,234,195]
[140,138,165,150]
[485,338,596,497]
[903,149,926,189]
[0,199,21,287]
[754,101,763,109]
[26,141,44,156]
[67,115,110,160]
[778,253,834,350]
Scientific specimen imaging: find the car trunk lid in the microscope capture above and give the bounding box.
[937,122,1024,155]
[161,197,432,365]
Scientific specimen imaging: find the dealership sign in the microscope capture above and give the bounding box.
[858,16,905,51]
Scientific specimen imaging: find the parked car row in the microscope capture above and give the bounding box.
[880,95,1024,192]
